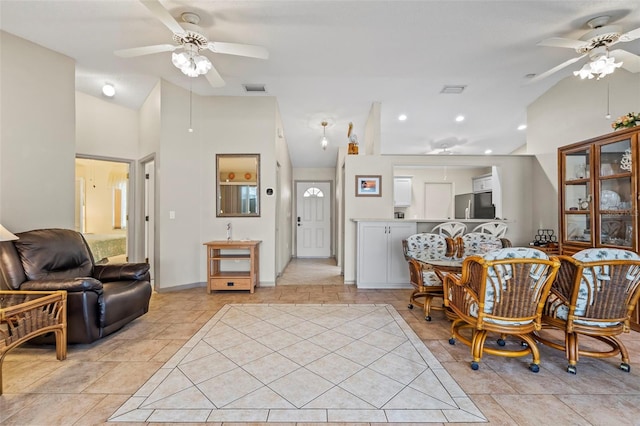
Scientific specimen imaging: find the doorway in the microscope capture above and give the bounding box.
[75,157,131,264]
[424,182,454,219]
[142,158,156,288]
[296,181,331,258]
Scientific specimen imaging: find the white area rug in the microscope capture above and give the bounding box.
[109,304,486,423]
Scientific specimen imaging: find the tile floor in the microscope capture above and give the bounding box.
[109,304,484,423]
[1,258,640,425]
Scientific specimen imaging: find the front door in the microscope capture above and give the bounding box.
[296,181,331,257]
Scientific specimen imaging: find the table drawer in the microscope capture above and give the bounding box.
[209,277,252,291]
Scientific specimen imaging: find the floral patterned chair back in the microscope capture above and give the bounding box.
[455,232,510,258]
[537,248,640,374]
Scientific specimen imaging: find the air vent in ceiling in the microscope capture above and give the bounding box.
[440,85,466,94]
[243,84,267,93]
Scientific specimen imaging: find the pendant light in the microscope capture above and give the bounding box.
[320,121,328,150]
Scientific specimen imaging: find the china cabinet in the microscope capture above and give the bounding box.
[558,126,639,328]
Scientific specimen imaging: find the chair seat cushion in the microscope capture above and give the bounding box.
[421,270,441,286]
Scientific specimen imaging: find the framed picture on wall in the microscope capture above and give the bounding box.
[356,175,382,197]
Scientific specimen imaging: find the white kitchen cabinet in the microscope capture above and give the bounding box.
[394,177,412,207]
[472,174,492,193]
[356,221,417,288]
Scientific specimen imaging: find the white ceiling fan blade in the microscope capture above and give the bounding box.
[537,37,587,50]
[619,26,640,42]
[140,0,185,35]
[207,42,269,60]
[114,44,179,58]
[611,49,640,73]
[205,63,226,88]
[525,54,587,85]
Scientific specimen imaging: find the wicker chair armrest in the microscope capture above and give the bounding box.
[20,277,103,293]
[93,263,150,282]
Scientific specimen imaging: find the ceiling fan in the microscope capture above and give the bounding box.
[527,16,640,84]
[427,139,465,155]
[114,0,269,87]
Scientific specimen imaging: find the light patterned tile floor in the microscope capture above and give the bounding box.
[2,258,640,425]
[108,304,484,423]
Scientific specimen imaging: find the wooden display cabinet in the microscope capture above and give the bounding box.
[204,240,261,293]
[558,126,639,329]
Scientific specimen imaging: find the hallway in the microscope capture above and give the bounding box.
[277,258,343,286]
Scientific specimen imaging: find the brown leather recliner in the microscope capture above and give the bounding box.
[0,228,152,344]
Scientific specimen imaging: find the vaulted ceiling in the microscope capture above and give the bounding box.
[1,1,639,167]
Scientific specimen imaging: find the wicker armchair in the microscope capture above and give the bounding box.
[402,233,456,321]
[534,248,640,374]
[446,247,560,372]
[431,222,467,238]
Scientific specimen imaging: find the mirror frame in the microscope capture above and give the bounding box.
[216,154,260,217]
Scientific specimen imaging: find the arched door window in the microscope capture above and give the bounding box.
[303,187,324,197]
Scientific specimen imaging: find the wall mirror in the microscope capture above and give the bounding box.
[216,154,260,217]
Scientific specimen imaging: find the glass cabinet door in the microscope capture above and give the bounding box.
[597,138,634,248]
[562,148,592,245]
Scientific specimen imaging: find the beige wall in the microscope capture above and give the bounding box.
[527,70,640,233]
[76,92,140,159]
[0,31,76,232]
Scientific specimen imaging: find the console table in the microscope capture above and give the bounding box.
[204,240,261,294]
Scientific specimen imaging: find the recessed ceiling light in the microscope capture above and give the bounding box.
[517,124,527,130]
[102,83,115,97]
[455,115,465,122]
[484,149,493,155]
[398,114,407,121]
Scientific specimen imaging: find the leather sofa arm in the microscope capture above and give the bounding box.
[20,277,103,293]
[93,263,150,282]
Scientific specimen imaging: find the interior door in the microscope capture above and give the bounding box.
[296,181,331,257]
[424,182,454,219]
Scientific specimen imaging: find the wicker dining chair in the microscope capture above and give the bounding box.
[534,248,640,374]
[455,232,511,258]
[472,221,508,238]
[431,222,467,239]
[402,233,456,321]
[446,247,560,372]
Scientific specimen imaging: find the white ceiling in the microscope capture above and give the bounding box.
[1,1,639,168]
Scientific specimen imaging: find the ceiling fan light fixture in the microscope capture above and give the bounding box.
[573,50,623,80]
[172,43,212,77]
